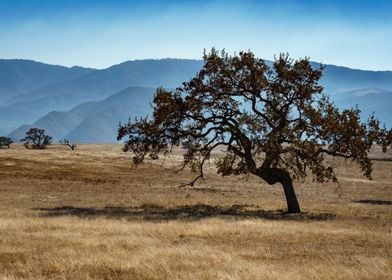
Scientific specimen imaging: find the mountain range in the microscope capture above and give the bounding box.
[8,87,155,143]
[329,87,392,126]
[0,58,391,142]
[0,59,94,105]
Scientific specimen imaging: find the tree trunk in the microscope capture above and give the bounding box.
[257,168,301,213]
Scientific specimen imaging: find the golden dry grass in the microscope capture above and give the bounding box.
[0,144,391,279]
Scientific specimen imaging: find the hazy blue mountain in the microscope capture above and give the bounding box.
[316,63,392,93]
[0,94,89,135]
[7,59,203,104]
[329,87,392,127]
[0,59,95,105]
[8,87,155,143]
[1,59,203,134]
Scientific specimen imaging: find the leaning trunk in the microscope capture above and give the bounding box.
[257,168,301,213]
[280,175,301,213]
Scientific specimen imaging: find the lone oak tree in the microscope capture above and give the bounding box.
[118,50,391,213]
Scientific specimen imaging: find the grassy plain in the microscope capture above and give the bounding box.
[0,144,391,279]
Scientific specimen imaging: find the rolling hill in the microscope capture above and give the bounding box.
[0,59,203,134]
[6,59,203,105]
[0,59,95,105]
[8,87,155,143]
[330,87,392,127]
[314,63,392,93]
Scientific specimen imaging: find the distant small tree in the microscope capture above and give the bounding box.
[0,136,13,148]
[21,128,52,149]
[118,49,392,213]
[60,138,76,150]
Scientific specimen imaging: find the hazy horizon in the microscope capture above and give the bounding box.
[3,56,392,73]
[0,0,391,71]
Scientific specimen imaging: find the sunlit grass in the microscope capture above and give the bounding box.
[0,144,391,279]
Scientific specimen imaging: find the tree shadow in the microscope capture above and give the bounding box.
[354,199,392,205]
[35,204,335,222]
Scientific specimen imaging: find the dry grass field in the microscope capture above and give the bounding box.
[0,144,391,279]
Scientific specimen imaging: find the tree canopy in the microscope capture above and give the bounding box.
[118,49,391,213]
[21,128,52,149]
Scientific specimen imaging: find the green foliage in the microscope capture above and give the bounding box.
[21,128,52,149]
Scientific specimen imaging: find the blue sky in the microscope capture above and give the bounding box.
[0,0,391,70]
